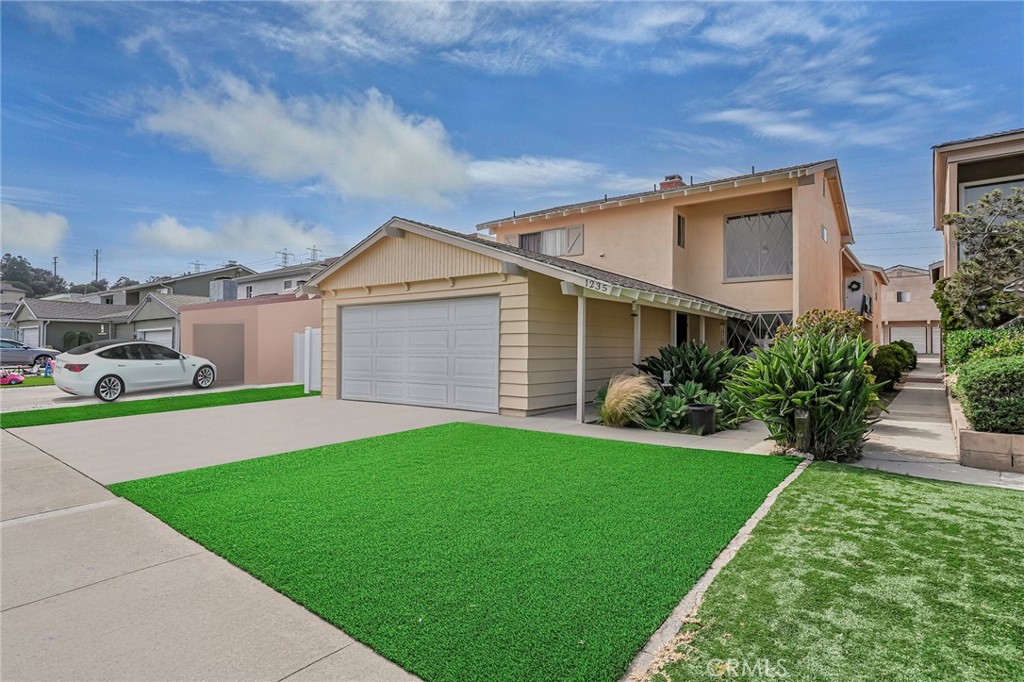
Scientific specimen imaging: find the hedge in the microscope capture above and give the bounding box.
[957,356,1024,434]
[944,328,1024,370]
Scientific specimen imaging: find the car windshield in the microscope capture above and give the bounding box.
[65,340,122,355]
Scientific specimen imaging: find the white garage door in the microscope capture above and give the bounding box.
[890,326,927,354]
[930,326,941,355]
[22,327,39,347]
[342,296,499,412]
[141,329,174,348]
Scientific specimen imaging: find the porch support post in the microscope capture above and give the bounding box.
[576,294,587,423]
[632,303,641,370]
[700,315,706,344]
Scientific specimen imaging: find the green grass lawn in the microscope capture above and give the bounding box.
[111,423,799,682]
[0,376,54,388]
[657,464,1024,682]
[0,385,317,429]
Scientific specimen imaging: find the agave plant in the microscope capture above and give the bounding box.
[725,330,880,461]
[635,342,745,393]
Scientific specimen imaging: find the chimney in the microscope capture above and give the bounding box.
[209,279,238,303]
[659,174,686,191]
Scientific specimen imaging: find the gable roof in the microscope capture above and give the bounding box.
[476,159,838,230]
[92,264,258,296]
[126,293,209,323]
[11,299,136,324]
[306,217,751,320]
[884,264,929,275]
[234,260,336,283]
[933,128,1024,149]
[0,281,30,294]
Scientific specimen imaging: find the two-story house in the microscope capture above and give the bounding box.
[304,160,864,420]
[233,260,335,299]
[934,128,1024,276]
[881,264,943,354]
[841,249,887,345]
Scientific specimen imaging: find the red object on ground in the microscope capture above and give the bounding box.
[0,371,25,385]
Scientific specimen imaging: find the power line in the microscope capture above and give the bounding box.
[188,260,205,273]
[275,249,295,267]
[306,245,322,262]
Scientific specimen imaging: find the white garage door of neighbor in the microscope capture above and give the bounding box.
[342,296,499,413]
[891,326,927,354]
[22,327,39,347]
[141,329,174,349]
[931,326,941,355]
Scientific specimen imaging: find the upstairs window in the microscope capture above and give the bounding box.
[676,215,686,248]
[245,285,253,298]
[283,280,293,289]
[519,225,583,257]
[725,210,793,280]
[821,225,828,243]
[897,291,911,303]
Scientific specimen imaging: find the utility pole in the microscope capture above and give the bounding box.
[189,260,205,273]
[93,250,101,283]
[52,256,59,276]
[275,249,294,267]
[306,245,322,262]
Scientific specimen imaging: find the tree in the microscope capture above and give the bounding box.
[68,279,109,294]
[0,254,68,297]
[934,187,1024,329]
[112,276,140,288]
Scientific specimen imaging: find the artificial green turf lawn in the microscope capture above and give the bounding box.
[0,385,317,429]
[657,463,1024,682]
[110,423,799,682]
[0,376,54,388]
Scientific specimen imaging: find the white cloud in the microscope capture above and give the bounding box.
[2,203,69,250]
[122,26,191,79]
[576,5,705,44]
[468,157,604,189]
[139,76,471,206]
[700,108,831,144]
[134,213,335,255]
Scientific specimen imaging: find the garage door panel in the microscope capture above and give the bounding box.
[407,382,448,404]
[454,357,497,378]
[454,386,497,409]
[22,327,39,347]
[142,330,173,348]
[408,329,449,349]
[408,356,449,375]
[341,296,498,412]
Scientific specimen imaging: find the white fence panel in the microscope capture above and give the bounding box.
[293,327,322,392]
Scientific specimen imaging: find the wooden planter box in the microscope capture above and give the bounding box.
[947,383,1024,473]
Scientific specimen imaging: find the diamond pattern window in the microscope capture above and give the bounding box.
[725,210,793,279]
[728,312,793,354]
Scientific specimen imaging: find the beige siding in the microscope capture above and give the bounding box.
[320,232,502,291]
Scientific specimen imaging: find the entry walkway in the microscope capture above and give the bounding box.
[856,356,1023,490]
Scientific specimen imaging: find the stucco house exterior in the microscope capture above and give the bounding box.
[933,128,1024,276]
[882,264,943,354]
[234,261,334,299]
[304,160,863,420]
[841,248,887,345]
[123,293,210,350]
[82,264,255,306]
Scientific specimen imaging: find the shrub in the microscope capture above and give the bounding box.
[725,331,879,461]
[775,308,866,342]
[969,333,1024,362]
[957,357,1024,434]
[597,374,656,428]
[867,346,906,388]
[945,328,1024,370]
[892,339,918,370]
[635,342,744,393]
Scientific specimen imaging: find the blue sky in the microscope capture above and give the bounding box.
[2,1,1022,285]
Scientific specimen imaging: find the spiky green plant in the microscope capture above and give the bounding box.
[634,342,745,393]
[725,331,880,461]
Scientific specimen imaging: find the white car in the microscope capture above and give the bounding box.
[53,340,217,402]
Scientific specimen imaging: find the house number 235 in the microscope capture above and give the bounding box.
[585,279,610,293]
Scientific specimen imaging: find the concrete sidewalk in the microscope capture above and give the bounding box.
[857,357,1023,490]
[0,431,418,682]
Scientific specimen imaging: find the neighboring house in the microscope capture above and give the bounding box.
[305,161,861,420]
[234,260,334,299]
[7,299,135,350]
[0,281,30,339]
[81,264,256,305]
[933,128,1024,276]
[124,293,210,350]
[179,294,321,385]
[841,248,887,345]
[881,265,943,354]
[477,161,854,352]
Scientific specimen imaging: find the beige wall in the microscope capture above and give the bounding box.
[882,270,940,324]
[793,179,844,315]
[493,202,676,288]
[181,296,320,385]
[672,189,794,313]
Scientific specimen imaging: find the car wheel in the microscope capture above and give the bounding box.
[95,375,124,402]
[193,365,215,389]
[33,355,49,367]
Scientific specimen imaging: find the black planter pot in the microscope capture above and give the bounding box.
[687,403,716,436]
